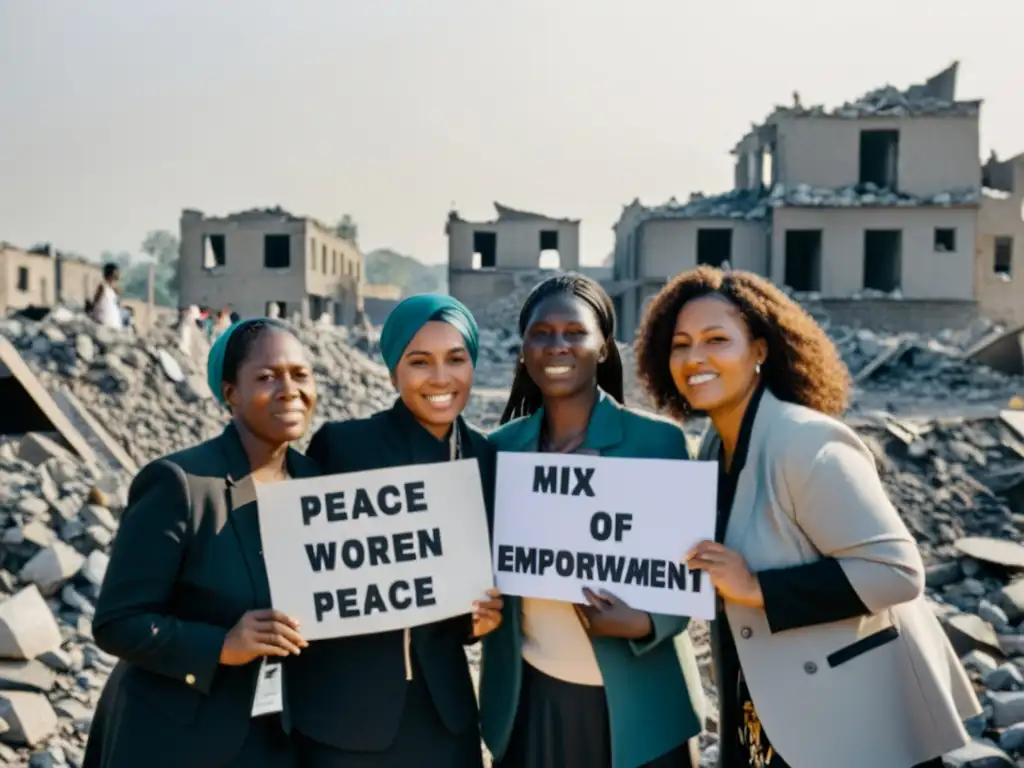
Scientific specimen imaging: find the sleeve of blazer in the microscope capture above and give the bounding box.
[305,423,332,468]
[766,421,924,624]
[92,460,227,695]
[630,425,690,656]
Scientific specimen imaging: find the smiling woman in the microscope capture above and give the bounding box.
[83,317,321,768]
[480,273,704,768]
[291,294,502,768]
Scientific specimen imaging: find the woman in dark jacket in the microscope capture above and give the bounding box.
[84,318,321,768]
[291,294,502,768]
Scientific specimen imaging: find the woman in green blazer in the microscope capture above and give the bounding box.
[479,274,704,768]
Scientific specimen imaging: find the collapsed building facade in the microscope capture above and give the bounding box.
[446,203,581,316]
[977,152,1024,327]
[0,244,107,316]
[608,63,985,340]
[178,207,365,325]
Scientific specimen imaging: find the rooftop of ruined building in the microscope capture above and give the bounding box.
[181,206,342,237]
[616,182,981,229]
[0,242,101,267]
[447,202,580,226]
[732,62,980,155]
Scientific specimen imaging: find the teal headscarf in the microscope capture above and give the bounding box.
[206,318,265,407]
[379,294,479,372]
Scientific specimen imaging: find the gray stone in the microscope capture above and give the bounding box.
[19,541,85,596]
[990,690,1024,728]
[0,660,56,693]
[943,739,1015,766]
[963,650,1000,677]
[78,504,115,532]
[79,551,108,588]
[983,662,1023,691]
[956,538,1024,570]
[0,586,63,661]
[996,579,1024,625]
[0,691,58,746]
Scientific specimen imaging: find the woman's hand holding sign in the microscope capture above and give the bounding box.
[472,588,504,638]
[685,541,764,608]
[220,609,309,666]
[575,587,653,639]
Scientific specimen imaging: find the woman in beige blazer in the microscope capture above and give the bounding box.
[634,266,981,768]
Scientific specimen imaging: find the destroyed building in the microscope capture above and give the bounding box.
[178,207,365,325]
[608,63,983,340]
[446,203,580,316]
[977,151,1024,326]
[0,244,106,315]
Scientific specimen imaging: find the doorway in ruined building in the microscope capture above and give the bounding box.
[784,230,823,292]
[265,301,287,318]
[472,232,497,270]
[539,230,560,269]
[863,230,902,292]
[859,130,899,190]
[696,229,732,268]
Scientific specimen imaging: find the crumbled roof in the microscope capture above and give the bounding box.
[620,182,979,230]
[447,202,580,226]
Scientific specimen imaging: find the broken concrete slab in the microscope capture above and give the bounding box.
[16,434,76,469]
[48,389,138,476]
[0,691,57,747]
[0,660,56,694]
[0,337,100,467]
[0,586,63,661]
[18,542,85,597]
[941,611,1003,658]
[966,325,1024,376]
[955,537,1024,570]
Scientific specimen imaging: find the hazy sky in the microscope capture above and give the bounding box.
[2,1,1022,265]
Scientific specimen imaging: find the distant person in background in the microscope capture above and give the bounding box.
[89,263,124,329]
[85,318,320,768]
[635,266,981,767]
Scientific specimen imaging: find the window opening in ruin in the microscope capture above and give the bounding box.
[203,234,226,269]
[762,146,775,189]
[863,230,902,292]
[784,230,823,292]
[310,239,317,271]
[472,231,497,270]
[322,245,328,274]
[696,229,732,268]
[40,278,47,302]
[266,301,287,317]
[264,235,291,269]
[859,130,899,189]
[934,228,956,252]
[994,236,1013,277]
[539,230,560,269]
[16,267,28,292]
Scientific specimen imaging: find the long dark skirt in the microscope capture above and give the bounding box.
[294,673,482,768]
[495,663,694,768]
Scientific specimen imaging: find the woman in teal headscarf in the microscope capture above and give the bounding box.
[292,295,502,768]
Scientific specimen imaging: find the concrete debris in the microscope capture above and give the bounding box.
[5,306,1024,765]
[628,181,980,226]
[769,182,980,209]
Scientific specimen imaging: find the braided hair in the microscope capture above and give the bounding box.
[499,273,624,425]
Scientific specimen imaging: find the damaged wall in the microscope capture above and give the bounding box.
[0,246,57,312]
[771,207,976,299]
[179,208,363,325]
[975,155,1024,325]
[447,204,580,315]
[767,114,980,197]
[636,218,767,279]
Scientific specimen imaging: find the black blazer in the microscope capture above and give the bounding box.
[84,423,320,768]
[289,398,496,752]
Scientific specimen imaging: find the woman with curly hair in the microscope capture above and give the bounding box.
[635,266,980,768]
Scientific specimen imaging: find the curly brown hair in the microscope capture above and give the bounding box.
[635,266,851,420]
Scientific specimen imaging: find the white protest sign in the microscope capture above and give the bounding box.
[493,452,717,620]
[255,459,493,641]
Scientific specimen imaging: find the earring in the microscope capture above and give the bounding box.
[755,361,762,374]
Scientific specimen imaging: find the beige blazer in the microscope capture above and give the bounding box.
[698,389,980,768]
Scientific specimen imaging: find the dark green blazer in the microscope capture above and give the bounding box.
[479,390,705,768]
[289,398,496,752]
[85,423,320,768]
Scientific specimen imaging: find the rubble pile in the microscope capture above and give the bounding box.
[0,310,502,467]
[469,269,561,331]
[2,310,1024,764]
[770,182,981,209]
